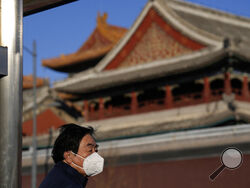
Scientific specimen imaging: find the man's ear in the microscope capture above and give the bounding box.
[64,151,73,164]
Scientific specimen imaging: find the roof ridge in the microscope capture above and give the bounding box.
[170,0,250,25]
[153,0,222,42]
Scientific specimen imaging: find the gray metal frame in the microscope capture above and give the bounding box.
[0,0,23,187]
[0,46,8,76]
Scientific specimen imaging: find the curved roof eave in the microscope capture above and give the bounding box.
[54,46,225,93]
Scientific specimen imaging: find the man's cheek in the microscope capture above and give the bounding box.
[73,157,83,166]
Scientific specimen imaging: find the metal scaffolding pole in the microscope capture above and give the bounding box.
[32,40,37,188]
[0,0,23,187]
[23,40,37,188]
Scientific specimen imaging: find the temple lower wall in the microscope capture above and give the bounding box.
[22,154,250,188]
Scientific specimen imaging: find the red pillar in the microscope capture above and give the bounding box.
[203,77,210,103]
[90,104,95,114]
[165,85,173,108]
[84,100,89,122]
[224,72,232,95]
[242,76,249,100]
[131,92,138,114]
[108,105,112,115]
[99,98,104,119]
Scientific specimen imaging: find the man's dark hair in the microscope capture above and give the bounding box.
[52,123,94,163]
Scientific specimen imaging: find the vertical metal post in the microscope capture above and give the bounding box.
[32,40,37,188]
[0,0,23,187]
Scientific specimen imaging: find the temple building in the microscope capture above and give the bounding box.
[23,0,250,187]
[22,74,84,138]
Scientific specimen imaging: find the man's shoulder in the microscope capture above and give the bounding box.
[39,162,83,188]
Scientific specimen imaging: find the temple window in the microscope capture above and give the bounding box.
[138,88,165,103]
[105,95,131,108]
[172,81,203,101]
[231,78,242,95]
[210,78,224,96]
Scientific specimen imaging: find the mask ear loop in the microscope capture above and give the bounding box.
[71,151,85,159]
[70,151,86,169]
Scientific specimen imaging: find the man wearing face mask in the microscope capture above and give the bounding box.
[39,123,104,188]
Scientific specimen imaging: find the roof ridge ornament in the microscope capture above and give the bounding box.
[223,38,230,49]
[223,37,242,50]
[96,12,126,44]
[97,12,108,29]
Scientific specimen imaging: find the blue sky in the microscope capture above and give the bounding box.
[23,0,250,84]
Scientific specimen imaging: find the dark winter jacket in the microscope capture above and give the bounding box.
[39,161,88,188]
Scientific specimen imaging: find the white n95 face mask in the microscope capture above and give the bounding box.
[71,152,104,176]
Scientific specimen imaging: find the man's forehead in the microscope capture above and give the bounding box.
[80,134,96,145]
[87,143,98,147]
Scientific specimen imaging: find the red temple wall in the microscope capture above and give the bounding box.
[22,109,66,136]
[22,154,250,188]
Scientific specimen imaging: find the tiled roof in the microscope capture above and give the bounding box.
[57,92,80,100]
[23,75,46,89]
[42,13,127,72]
[168,0,250,42]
